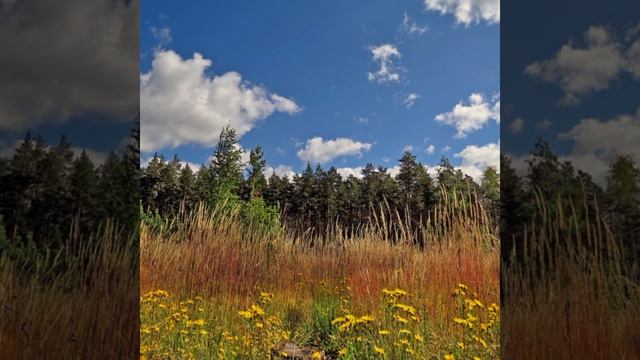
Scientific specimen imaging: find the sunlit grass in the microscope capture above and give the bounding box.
[141,191,499,359]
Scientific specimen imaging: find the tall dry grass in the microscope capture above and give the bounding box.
[502,191,640,359]
[141,190,499,330]
[0,221,139,359]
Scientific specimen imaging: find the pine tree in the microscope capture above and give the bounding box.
[481,165,500,224]
[247,146,267,199]
[208,126,243,203]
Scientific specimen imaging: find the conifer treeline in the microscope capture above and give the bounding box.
[0,127,139,252]
[140,127,501,242]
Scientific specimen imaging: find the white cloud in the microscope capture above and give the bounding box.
[509,118,524,134]
[399,12,428,35]
[355,116,369,125]
[336,166,365,179]
[264,165,296,178]
[503,153,531,178]
[434,92,500,138]
[426,144,436,154]
[151,26,172,47]
[537,119,552,129]
[140,50,301,152]
[403,145,414,152]
[524,26,640,104]
[454,141,500,181]
[367,44,403,83]
[558,112,640,185]
[442,145,451,152]
[424,0,500,26]
[403,93,421,108]
[297,137,372,164]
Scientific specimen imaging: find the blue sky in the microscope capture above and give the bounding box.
[140,0,500,180]
[501,0,640,185]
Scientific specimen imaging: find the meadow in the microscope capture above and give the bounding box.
[140,192,500,359]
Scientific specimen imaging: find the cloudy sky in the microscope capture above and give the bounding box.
[140,0,500,180]
[502,0,640,185]
[0,0,138,162]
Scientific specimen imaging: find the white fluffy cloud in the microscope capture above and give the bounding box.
[399,12,428,35]
[367,44,403,83]
[297,137,373,164]
[403,93,421,108]
[558,112,640,185]
[426,144,436,154]
[264,165,296,178]
[336,166,365,179]
[509,118,525,134]
[140,50,301,152]
[524,26,640,104]
[434,92,500,138]
[424,0,500,26]
[454,141,500,181]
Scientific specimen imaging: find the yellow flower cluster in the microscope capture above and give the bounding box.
[448,283,500,360]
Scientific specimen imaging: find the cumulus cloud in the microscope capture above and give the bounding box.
[399,12,428,35]
[424,0,500,26]
[264,165,296,178]
[403,93,421,108]
[524,26,640,104]
[336,166,365,179]
[367,44,403,83]
[426,144,436,154]
[140,50,301,152]
[454,141,500,181]
[297,137,372,164]
[0,0,138,131]
[509,118,525,134]
[558,112,640,185]
[434,92,500,138]
[403,145,414,152]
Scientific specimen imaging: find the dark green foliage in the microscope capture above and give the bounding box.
[500,139,640,286]
[0,125,140,260]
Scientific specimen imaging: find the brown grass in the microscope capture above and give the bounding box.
[141,191,499,331]
[502,192,640,359]
[0,222,139,359]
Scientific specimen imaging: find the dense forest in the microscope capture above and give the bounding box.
[0,127,139,258]
[140,126,501,244]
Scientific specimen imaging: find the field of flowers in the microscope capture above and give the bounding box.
[140,196,499,359]
[141,283,498,359]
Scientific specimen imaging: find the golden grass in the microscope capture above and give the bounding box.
[141,192,500,358]
[0,222,139,359]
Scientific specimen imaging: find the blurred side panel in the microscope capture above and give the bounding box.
[501,1,640,358]
[0,0,140,358]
